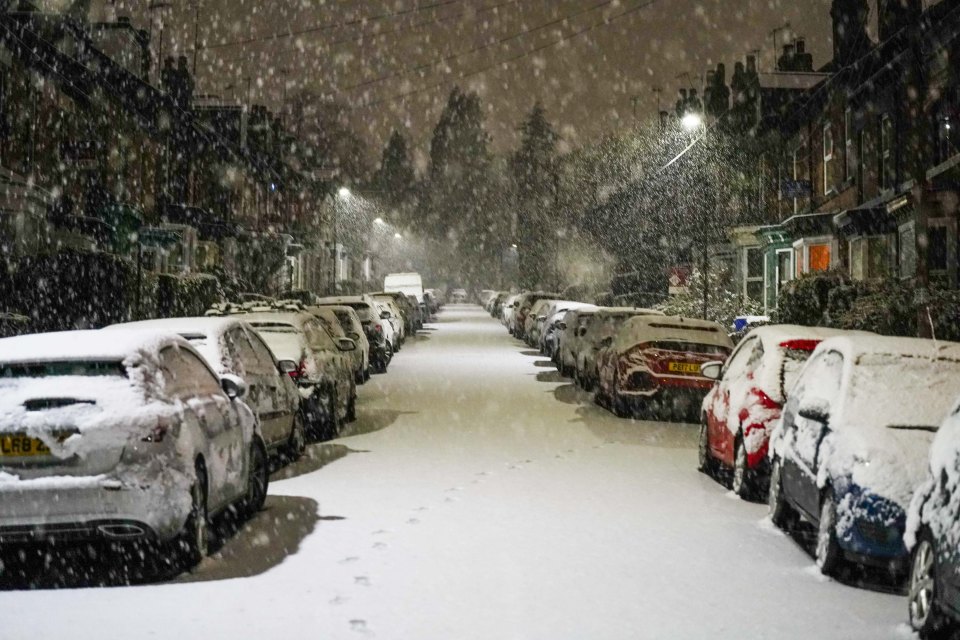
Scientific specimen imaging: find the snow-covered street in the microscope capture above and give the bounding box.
[2,305,909,639]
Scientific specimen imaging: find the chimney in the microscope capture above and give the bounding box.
[878,0,922,42]
[831,0,871,66]
[778,43,796,71]
[793,37,814,71]
[746,54,757,75]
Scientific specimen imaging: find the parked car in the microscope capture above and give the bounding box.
[595,315,732,422]
[372,292,413,341]
[316,296,392,373]
[383,272,424,307]
[311,305,371,383]
[0,330,268,568]
[556,308,599,377]
[512,292,560,340]
[373,299,402,352]
[108,317,306,462]
[768,336,960,578]
[699,325,860,499]
[540,302,595,356]
[906,395,960,639]
[243,312,357,440]
[524,298,558,348]
[501,293,521,329]
[307,306,366,385]
[574,307,664,391]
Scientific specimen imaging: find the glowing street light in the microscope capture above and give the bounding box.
[394,232,403,239]
[373,217,384,225]
[338,187,351,198]
[681,112,704,131]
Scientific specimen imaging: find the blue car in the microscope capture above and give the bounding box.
[767,335,960,578]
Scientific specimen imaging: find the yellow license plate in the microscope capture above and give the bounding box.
[0,435,51,457]
[668,362,701,374]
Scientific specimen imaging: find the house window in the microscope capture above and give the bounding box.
[776,249,792,297]
[823,123,835,195]
[744,246,764,301]
[844,108,855,182]
[930,225,949,273]
[881,114,895,190]
[793,237,832,277]
[849,235,893,281]
[792,140,808,214]
[899,222,916,279]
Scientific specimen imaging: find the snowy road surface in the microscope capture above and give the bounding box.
[3,306,910,639]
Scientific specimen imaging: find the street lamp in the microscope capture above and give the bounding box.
[338,187,351,199]
[374,217,384,225]
[681,112,704,131]
[394,232,402,240]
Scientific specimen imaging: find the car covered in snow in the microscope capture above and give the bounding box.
[556,307,599,377]
[372,294,406,349]
[0,330,268,567]
[243,312,357,440]
[307,306,367,384]
[905,396,960,639]
[768,336,960,578]
[574,307,664,391]
[511,291,560,340]
[316,295,392,373]
[523,298,558,348]
[108,317,306,462]
[699,325,861,499]
[539,301,595,356]
[310,305,371,383]
[595,315,732,421]
[501,293,521,328]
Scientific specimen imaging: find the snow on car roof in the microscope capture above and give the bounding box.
[749,324,870,349]
[108,316,242,337]
[596,307,665,317]
[613,315,732,353]
[0,329,180,364]
[241,311,313,326]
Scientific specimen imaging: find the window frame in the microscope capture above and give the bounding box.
[823,122,835,196]
[792,236,834,277]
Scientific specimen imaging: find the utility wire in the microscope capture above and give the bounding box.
[352,0,661,110]
[201,0,462,51]
[343,0,615,93]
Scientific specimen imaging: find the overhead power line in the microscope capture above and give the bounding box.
[352,0,662,110]
[201,0,462,51]
[343,0,615,93]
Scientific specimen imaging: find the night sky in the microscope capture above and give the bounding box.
[87,0,846,162]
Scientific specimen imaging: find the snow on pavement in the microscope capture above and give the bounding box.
[1,305,908,639]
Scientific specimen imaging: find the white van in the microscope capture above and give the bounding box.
[384,272,424,304]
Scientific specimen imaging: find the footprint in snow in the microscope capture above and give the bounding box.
[413,506,429,512]
[445,487,462,493]
[444,496,460,503]
[407,518,420,525]
[349,619,372,635]
[354,576,371,586]
[329,595,349,606]
[476,471,491,476]
[339,556,360,564]
[372,529,390,536]
[372,542,388,550]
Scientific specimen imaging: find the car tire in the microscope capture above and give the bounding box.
[243,438,269,518]
[768,458,797,530]
[816,488,843,577]
[286,411,306,462]
[731,436,754,500]
[698,420,715,474]
[909,529,951,640]
[325,389,342,440]
[177,460,209,570]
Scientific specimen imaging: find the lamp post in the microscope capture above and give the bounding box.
[678,110,711,321]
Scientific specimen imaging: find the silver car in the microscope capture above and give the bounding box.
[109,317,305,462]
[0,330,268,568]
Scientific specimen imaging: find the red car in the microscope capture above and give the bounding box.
[699,325,860,500]
[596,315,733,422]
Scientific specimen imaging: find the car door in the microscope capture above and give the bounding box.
[708,336,756,464]
[245,327,297,448]
[160,347,241,509]
[782,350,843,519]
[223,327,269,434]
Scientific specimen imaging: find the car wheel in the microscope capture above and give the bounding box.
[286,411,306,462]
[732,436,754,500]
[698,420,714,474]
[326,389,342,440]
[909,530,951,639]
[243,438,269,518]
[363,366,371,382]
[768,458,797,530]
[178,460,209,569]
[611,382,630,418]
[816,488,843,577]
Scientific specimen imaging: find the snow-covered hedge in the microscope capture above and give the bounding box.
[776,272,960,340]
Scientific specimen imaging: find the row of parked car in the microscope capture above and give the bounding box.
[0,290,431,575]
[485,288,960,639]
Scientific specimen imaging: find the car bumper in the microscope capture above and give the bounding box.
[0,471,191,544]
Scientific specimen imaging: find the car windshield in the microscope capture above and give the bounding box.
[0,361,126,378]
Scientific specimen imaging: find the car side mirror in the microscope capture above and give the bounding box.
[537,315,546,321]
[576,327,587,337]
[381,310,391,319]
[700,361,724,381]
[220,374,248,400]
[277,359,298,375]
[798,398,830,423]
[338,338,357,352]
[348,331,361,341]
[558,322,567,330]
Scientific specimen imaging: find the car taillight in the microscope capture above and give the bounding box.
[142,417,170,443]
[374,324,383,334]
[288,358,307,381]
[779,339,820,352]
